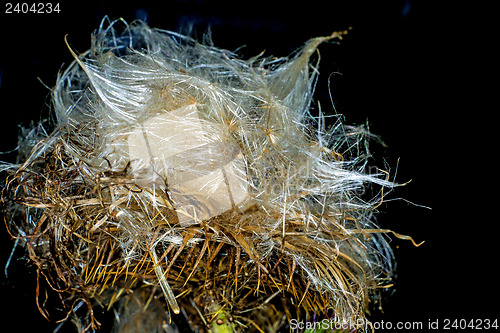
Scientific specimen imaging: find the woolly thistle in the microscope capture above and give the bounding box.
[1,18,420,333]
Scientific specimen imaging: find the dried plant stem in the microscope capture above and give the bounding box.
[150,246,180,315]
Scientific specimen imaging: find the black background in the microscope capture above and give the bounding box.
[0,1,495,332]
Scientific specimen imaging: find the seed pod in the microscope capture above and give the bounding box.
[1,19,418,333]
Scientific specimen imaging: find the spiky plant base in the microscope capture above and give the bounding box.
[1,19,420,332]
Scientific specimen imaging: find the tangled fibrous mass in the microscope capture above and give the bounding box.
[1,19,415,332]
